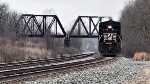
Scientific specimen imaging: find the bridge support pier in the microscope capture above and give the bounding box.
[64,35,70,48]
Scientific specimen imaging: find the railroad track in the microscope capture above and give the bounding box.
[0,52,95,71]
[0,53,117,82]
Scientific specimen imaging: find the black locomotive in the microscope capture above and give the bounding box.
[98,19,122,56]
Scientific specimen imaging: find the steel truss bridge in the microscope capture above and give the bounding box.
[16,14,111,47]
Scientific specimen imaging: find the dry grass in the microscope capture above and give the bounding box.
[0,37,81,63]
[0,37,51,63]
[133,52,150,61]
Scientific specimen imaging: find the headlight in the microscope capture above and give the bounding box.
[108,25,112,29]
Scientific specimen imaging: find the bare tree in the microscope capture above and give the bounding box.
[120,0,150,56]
[0,3,8,36]
[0,2,20,38]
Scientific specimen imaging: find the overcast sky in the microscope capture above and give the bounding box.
[1,0,130,26]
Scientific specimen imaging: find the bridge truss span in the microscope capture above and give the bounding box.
[69,16,104,38]
[16,14,66,37]
[16,14,111,47]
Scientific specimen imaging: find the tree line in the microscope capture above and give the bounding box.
[120,0,150,57]
[0,2,82,59]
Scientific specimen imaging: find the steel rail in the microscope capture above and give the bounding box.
[0,56,117,81]
[0,52,96,71]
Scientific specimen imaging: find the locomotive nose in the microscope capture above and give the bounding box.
[108,47,113,53]
[99,20,121,56]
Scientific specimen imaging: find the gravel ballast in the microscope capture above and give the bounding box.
[24,57,150,84]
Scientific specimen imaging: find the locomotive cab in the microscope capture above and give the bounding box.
[98,20,122,56]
